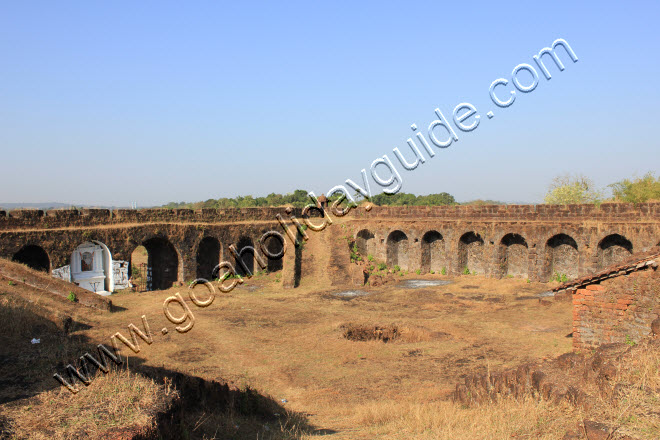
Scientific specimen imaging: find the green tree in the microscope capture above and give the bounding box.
[544,174,602,205]
[415,192,456,206]
[609,172,660,203]
[371,192,456,206]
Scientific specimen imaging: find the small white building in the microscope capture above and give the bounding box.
[71,241,112,295]
[51,241,131,295]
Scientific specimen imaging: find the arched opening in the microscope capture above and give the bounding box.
[196,237,221,280]
[597,234,633,269]
[12,245,50,273]
[355,229,376,259]
[142,237,179,290]
[234,236,255,276]
[129,245,149,291]
[545,234,578,281]
[499,233,528,278]
[70,241,113,293]
[262,233,284,273]
[458,232,484,274]
[386,230,409,270]
[421,231,444,273]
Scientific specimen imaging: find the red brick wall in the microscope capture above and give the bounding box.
[572,267,660,350]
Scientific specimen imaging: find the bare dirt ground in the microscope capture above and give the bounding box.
[78,273,573,438]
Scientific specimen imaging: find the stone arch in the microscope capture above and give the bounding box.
[458,232,484,274]
[544,233,579,281]
[196,236,221,280]
[129,245,148,291]
[12,244,50,273]
[498,233,528,278]
[421,230,444,273]
[261,232,283,273]
[597,234,633,269]
[142,236,179,290]
[234,236,255,276]
[355,229,376,259]
[386,230,409,270]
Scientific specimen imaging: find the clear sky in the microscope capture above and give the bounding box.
[1,1,659,206]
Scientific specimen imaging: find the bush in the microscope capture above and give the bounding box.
[462,267,471,275]
[67,292,77,302]
[441,267,447,275]
[415,269,421,275]
[378,263,387,271]
[544,174,602,205]
[367,255,374,262]
[609,172,660,203]
[393,265,401,272]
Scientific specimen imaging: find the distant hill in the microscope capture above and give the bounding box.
[0,203,132,211]
[0,202,74,211]
[460,200,533,205]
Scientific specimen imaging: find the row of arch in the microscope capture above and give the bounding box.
[10,234,282,292]
[356,229,649,280]
[8,229,655,289]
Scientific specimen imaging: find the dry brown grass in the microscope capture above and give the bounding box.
[87,273,573,437]
[341,397,579,440]
[2,368,167,440]
[326,341,660,440]
[7,266,657,439]
[589,342,660,439]
[0,288,169,440]
[0,288,46,336]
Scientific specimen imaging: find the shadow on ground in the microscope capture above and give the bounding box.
[0,294,335,439]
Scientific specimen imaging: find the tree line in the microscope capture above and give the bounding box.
[163,191,462,209]
[544,172,660,205]
[161,172,659,209]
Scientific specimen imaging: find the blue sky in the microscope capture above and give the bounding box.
[1,1,658,206]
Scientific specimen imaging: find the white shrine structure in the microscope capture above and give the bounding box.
[51,241,132,295]
[70,241,113,295]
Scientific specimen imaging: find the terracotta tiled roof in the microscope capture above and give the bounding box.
[552,246,660,293]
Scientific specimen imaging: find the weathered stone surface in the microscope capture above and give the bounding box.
[651,317,660,338]
[583,420,611,440]
[1,204,659,294]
